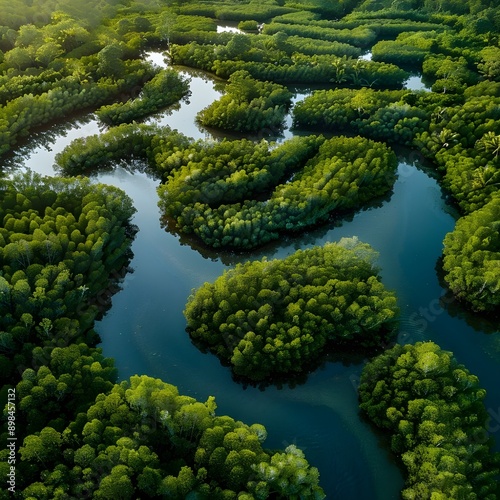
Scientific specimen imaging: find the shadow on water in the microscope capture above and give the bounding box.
[435,256,500,335]
[159,185,395,265]
[189,325,398,391]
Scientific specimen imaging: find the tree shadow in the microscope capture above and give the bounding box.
[435,256,500,335]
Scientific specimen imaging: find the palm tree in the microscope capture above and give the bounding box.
[472,165,500,190]
[431,128,459,149]
[476,131,500,161]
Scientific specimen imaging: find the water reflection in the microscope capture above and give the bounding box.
[217,22,244,34]
[162,185,395,266]
[403,74,430,91]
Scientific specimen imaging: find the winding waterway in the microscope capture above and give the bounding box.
[7,53,500,499]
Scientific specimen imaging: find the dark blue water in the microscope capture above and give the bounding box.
[8,57,499,499]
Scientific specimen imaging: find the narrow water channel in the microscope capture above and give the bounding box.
[6,54,500,499]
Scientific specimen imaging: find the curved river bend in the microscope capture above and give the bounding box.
[7,54,500,499]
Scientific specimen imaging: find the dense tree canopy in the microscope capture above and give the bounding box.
[415,92,500,214]
[185,239,399,381]
[293,87,429,146]
[359,342,500,499]
[196,70,292,133]
[442,196,500,312]
[96,68,190,126]
[171,32,409,87]
[2,0,500,497]
[56,126,397,250]
[158,135,398,249]
[0,171,136,389]
[13,375,325,499]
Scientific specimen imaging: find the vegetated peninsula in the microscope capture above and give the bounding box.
[185,239,399,382]
[55,127,398,250]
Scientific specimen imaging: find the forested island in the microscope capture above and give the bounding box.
[1,0,500,498]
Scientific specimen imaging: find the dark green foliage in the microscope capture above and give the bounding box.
[371,40,428,67]
[442,196,500,312]
[17,375,325,498]
[212,55,408,87]
[359,342,500,499]
[261,22,377,48]
[185,240,398,381]
[157,133,324,213]
[197,70,292,133]
[54,123,189,175]
[0,171,135,389]
[285,35,361,58]
[96,69,190,125]
[53,128,394,252]
[212,3,296,22]
[268,11,447,40]
[4,1,500,498]
[178,2,296,22]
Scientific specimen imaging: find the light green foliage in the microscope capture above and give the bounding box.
[185,240,398,381]
[250,445,324,498]
[267,11,446,40]
[96,69,190,126]
[171,34,408,87]
[415,94,500,213]
[158,135,397,249]
[16,343,117,433]
[4,2,500,499]
[158,135,322,208]
[293,87,429,145]
[56,129,394,251]
[0,58,155,156]
[442,196,500,312]
[2,13,90,71]
[477,46,500,81]
[359,342,500,499]
[19,426,62,463]
[18,375,324,498]
[238,20,259,32]
[371,40,428,67]
[422,55,478,94]
[285,35,361,58]
[197,70,292,133]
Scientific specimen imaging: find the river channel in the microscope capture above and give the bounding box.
[7,53,500,499]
